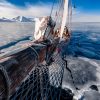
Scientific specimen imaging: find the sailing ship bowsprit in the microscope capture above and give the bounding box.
[0,0,72,99]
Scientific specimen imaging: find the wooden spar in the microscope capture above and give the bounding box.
[0,44,45,98]
[60,0,69,40]
[0,37,59,99]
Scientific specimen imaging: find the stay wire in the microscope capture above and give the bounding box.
[50,0,56,17]
[44,0,62,40]
[43,0,56,38]
[55,0,63,23]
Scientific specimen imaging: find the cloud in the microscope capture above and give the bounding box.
[0,1,100,22]
[72,13,100,22]
[72,8,100,22]
[0,1,53,18]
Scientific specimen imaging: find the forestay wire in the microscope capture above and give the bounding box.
[49,0,56,17]
[43,0,56,38]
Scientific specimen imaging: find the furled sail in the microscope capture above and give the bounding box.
[34,17,47,40]
[60,0,69,40]
[34,17,55,42]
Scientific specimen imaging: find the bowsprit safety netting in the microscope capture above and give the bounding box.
[10,53,66,100]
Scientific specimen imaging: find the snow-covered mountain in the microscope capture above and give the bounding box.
[0,16,34,22]
[0,17,14,22]
[12,16,34,22]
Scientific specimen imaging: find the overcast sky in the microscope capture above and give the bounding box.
[0,0,100,22]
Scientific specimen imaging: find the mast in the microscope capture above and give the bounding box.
[68,0,72,32]
[60,0,69,40]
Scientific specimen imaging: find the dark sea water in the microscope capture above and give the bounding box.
[59,22,100,60]
[64,30,100,59]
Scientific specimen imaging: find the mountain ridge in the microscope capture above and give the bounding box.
[0,16,34,22]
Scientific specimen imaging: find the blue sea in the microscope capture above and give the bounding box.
[58,22,99,60]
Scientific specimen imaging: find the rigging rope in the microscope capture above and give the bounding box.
[50,0,56,17]
[43,0,56,38]
[10,52,66,100]
[55,0,63,24]
[29,46,39,66]
[44,0,62,40]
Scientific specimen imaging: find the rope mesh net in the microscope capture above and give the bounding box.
[10,54,65,100]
